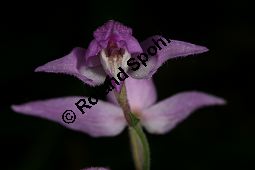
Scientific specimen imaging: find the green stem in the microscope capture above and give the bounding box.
[114,84,139,127]
[115,84,150,170]
[129,126,143,170]
[129,124,150,170]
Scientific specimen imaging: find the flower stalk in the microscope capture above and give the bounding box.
[115,84,150,170]
[114,84,139,127]
[129,124,150,170]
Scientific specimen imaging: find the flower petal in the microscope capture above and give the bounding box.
[85,40,102,67]
[129,35,209,79]
[93,20,132,41]
[35,47,106,86]
[107,78,157,111]
[141,91,226,134]
[12,97,126,137]
[86,20,143,63]
[124,36,143,54]
[127,53,158,79]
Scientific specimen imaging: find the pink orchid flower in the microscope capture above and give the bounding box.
[11,20,225,137]
[11,20,226,170]
[12,77,225,137]
[34,20,209,87]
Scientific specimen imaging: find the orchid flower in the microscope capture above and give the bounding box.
[34,20,208,87]
[11,20,225,170]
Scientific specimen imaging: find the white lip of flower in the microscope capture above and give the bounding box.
[99,48,131,79]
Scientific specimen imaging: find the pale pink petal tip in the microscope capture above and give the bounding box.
[34,48,106,86]
[11,97,126,137]
[141,91,226,134]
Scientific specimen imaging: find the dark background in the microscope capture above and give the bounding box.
[1,1,254,170]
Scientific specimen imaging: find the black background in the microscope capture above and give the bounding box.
[1,1,254,170]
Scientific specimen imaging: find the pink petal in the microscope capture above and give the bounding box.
[93,20,132,43]
[85,40,102,67]
[141,91,226,134]
[107,78,157,111]
[35,47,106,86]
[157,39,208,63]
[123,36,143,54]
[86,20,142,62]
[129,35,208,79]
[12,97,126,137]
[127,52,158,79]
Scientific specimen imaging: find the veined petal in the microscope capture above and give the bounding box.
[141,91,226,134]
[129,35,208,79]
[35,47,106,86]
[94,20,132,41]
[12,97,126,137]
[86,20,142,59]
[107,78,157,111]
